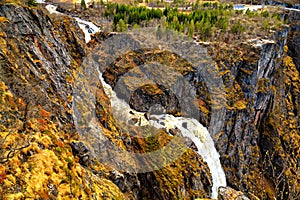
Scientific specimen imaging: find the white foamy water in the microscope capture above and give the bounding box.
[45,2,227,198]
[45,5,61,15]
[97,69,226,198]
[75,18,100,43]
[72,11,226,199]
[45,5,100,43]
[149,115,226,198]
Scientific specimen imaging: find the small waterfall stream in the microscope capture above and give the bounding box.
[45,4,226,198]
[75,18,100,43]
[45,5,99,43]
[45,5,61,15]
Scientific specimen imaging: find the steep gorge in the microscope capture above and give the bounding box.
[0,2,299,200]
[0,3,212,199]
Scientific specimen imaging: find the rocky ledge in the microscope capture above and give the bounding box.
[0,2,299,200]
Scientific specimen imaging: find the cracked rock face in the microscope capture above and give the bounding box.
[218,186,250,200]
[94,11,300,199]
[0,3,213,199]
[0,4,86,128]
[129,83,181,116]
[0,2,299,200]
[212,17,300,198]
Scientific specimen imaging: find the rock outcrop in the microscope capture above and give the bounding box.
[0,3,213,199]
[209,9,299,199]
[0,2,299,200]
[91,9,300,200]
[0,3,125,199]
[218,186,250,200]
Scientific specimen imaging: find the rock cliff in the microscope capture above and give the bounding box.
[213,10,299,199]
[0,2,299,200]
[0,3,212,199]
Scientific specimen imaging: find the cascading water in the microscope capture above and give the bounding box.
[45,5,61,15]
[97,69,226,198]
[75,18,100,43]
[45,3,227,198]
[45,5,99,43]
[149,115,226,198]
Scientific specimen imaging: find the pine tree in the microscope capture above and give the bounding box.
[188,19,194,38]
[117,19,127,32]
[81,0,87,10]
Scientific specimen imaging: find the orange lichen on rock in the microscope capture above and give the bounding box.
[0,16,8,23]
[0,81,124,199]
[0,165,6,184]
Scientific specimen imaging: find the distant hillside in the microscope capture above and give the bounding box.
[219,0,299,6]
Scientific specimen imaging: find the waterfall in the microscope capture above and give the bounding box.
[60,6,227,198]
[45,5,61,15]
[45,5,100,43]
[148,114,227,198]
[75,18,100,43]
[97,70,226,198]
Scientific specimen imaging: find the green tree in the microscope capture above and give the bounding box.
[198,21,212,41]
[263,19,270,33]
[163,6,170,17]
[230,20,245,34]
[117,19,127,32]
[195,0,199,9]
[261,10,269,18]
[216,16,229,32]
[81,0,87,10]
[133,24,141,29]
[27,0,37,7]
[188,19,194,38]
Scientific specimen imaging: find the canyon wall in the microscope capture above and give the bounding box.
[0,3,299,199]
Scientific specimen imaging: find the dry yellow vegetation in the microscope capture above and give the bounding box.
[0,81,124,199]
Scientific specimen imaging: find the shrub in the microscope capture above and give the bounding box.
[230,20,245,34]
[27,0,37,7]
[261,10,269,18]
